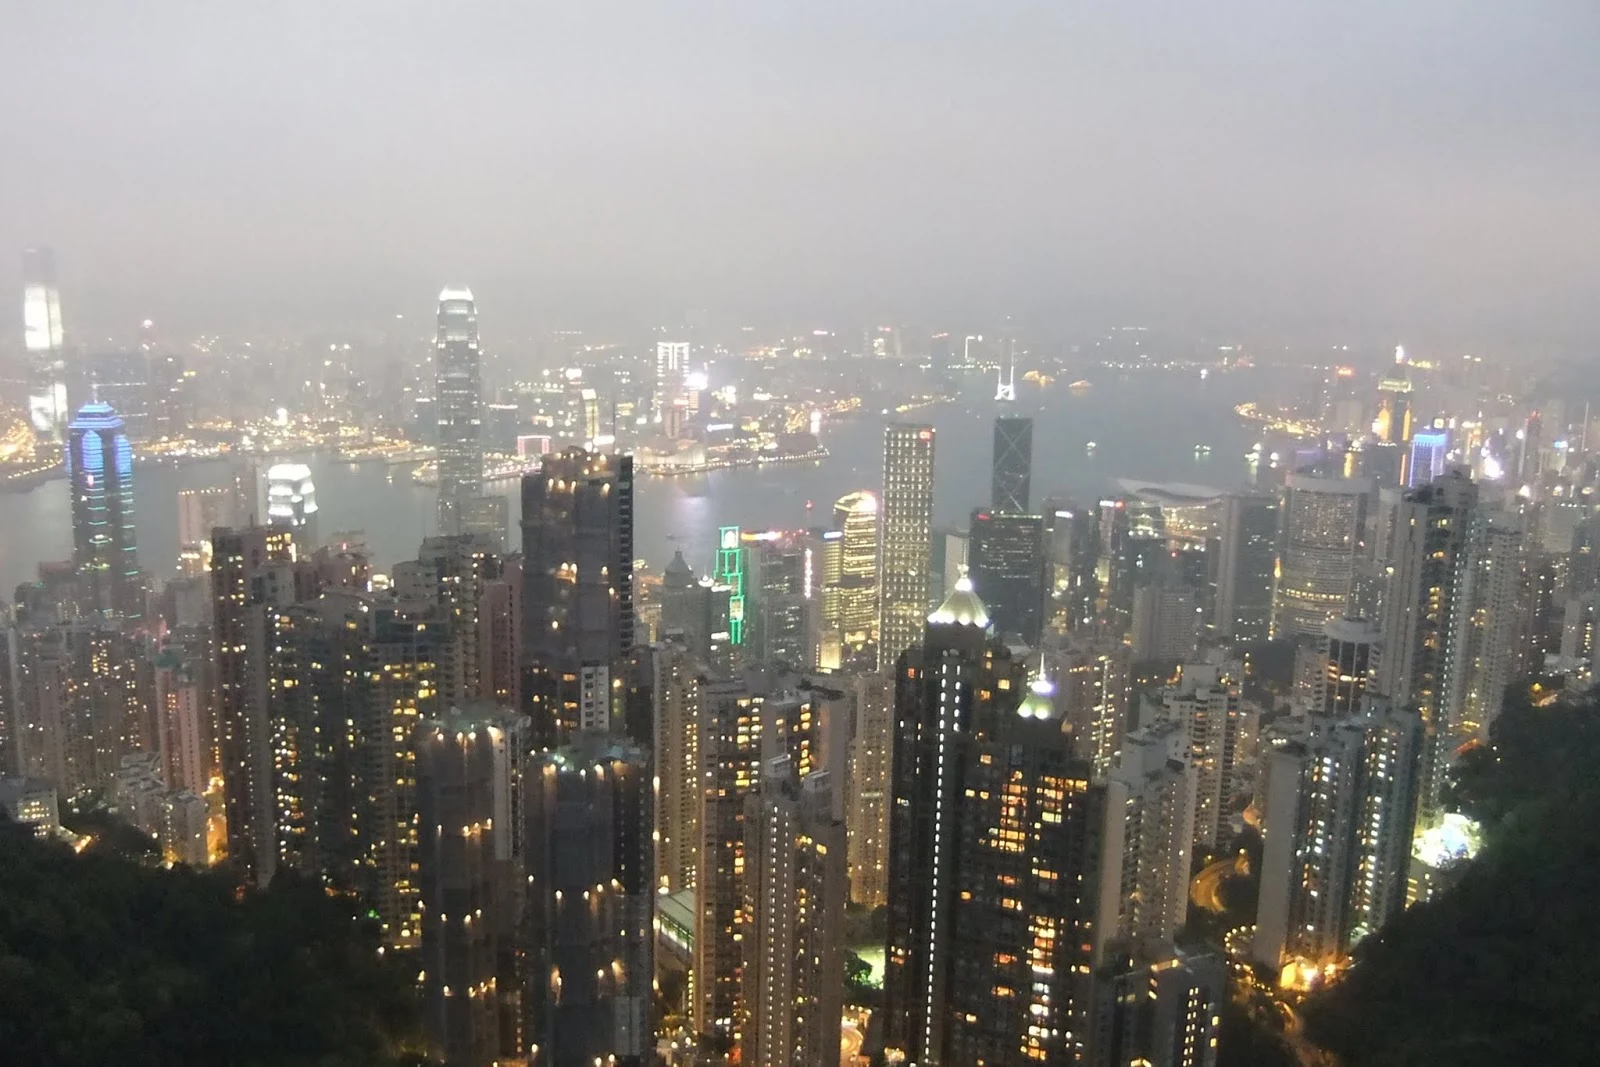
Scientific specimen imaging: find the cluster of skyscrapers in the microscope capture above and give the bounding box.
[5,268,1600,1067]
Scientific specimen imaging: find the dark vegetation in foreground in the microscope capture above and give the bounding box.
[0,821,425,1067]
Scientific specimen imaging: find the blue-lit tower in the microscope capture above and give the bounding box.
[68,402,142,618]
[1408,427,1450,488]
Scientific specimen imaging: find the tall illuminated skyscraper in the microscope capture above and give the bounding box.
[1214,492,1279,642]
[883,578,1112,1065]
[521,447,635,743]
[435,287,483,535]
[879,424,935,670]
[1407,426,1450,488]
[22,247,68,441]
[655,340,689,421]
[991,415,1032,513]
[68,402,142,619]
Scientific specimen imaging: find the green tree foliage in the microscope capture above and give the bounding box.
[0,820,426,1067]
[1302,684,1600,1066]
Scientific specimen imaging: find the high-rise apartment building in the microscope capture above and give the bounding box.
[879,424,935,670]
[1447,511,1528,742]
[68,402,142,619]
[1043,631,1132,778]
[1105,722,1197,950]
[968,510,1047,646]
[435,287,483,536]
[22,247,68,440]
[845,671,893,909]
[741,760,846,1067]
[651,635,701,894]
[416,705,531,1067]
[991,415,1033,513]
[1253,703,1422,971]
[521,447,635,742]
[176,487,235,574]
[1089,950,1225,1067]
[1374,470,1477,822]
[211,525,302,886]
[528,733,654,1067]
[1271,474,1371,638]
[1214,493,1279,642]
[1145,662,1256,852]
[884,577,1113,1066]
[693,670,838,1048]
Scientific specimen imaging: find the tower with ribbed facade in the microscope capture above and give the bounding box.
[879,424,935,670]
[68,402,142,619]
[435,287,483,536]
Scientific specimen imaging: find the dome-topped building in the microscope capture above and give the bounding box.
[927,569,990,630]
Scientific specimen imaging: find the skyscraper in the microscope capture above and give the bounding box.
[741,759,846,1067]
[1448,512,1528,741]
[884,577,1113,1066]
[22,247,68,440]
[879,424,935,670]
[655,340,689,422]
[1375,470,1478,821]
[991,415,1033,513]
[211,525,303,886]
[1106,721,1197,949]
[528,733,654,1067]
[1145,662,1256,852]
[1214,493,1279,643]
[264,462,318,547]
[1313,616,1380,718]
[1253,703,1422,971]
[435,287,483,536]
[818,492,879,666]
[1271,474,1371,639]
[521,447,635,742]
[416,705,531,1067]
[1407,426,1450,488]
[651,635,701,894]
[68,402,142,619]
[845,671,893,909]
[968,510,1047,645]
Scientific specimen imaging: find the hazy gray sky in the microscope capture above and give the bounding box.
[4,2,1598,344]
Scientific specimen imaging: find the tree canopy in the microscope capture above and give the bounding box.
[0,819,425,1067]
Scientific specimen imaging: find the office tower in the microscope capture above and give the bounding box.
[1214,493,1279,642]
[1271,474,1371,638]
[710,526,749,652]
[884,577,1113,1066]
[1407,426,1450,488]
[1106,722,1197,949]
[1145,662,1255,852]
[212,525,303,886]
[416,705,530,1067]
[177,487,235,574]
[968,510,1047,645]
[1375,375,1413,445]
[264,462,318,547]
[652,635,700,893]
[879,424,935,670]
[1043,631,1132,778]
[1253,703,1422,971]
[1313,616,1380,717]
[655,340,689,421]
[991,415,1033,513]
[521,448,635,742]
[22,247,68,440]
[742,759,846,1067]
[1089,949,1225,1067]
[693,670,838,1048]
[845,671,893,909]
[1130,582,1199,662]
[9,621,153,795]
[68,402,142,619]
[818,492,879,665]
[528,733,653,1067]
[660,549,715,656]
[741,530,812,668]
[435,287,484,535]
[1044,503,1098,631]
[1375,470,1477,822]
[1447,511,1528,743]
